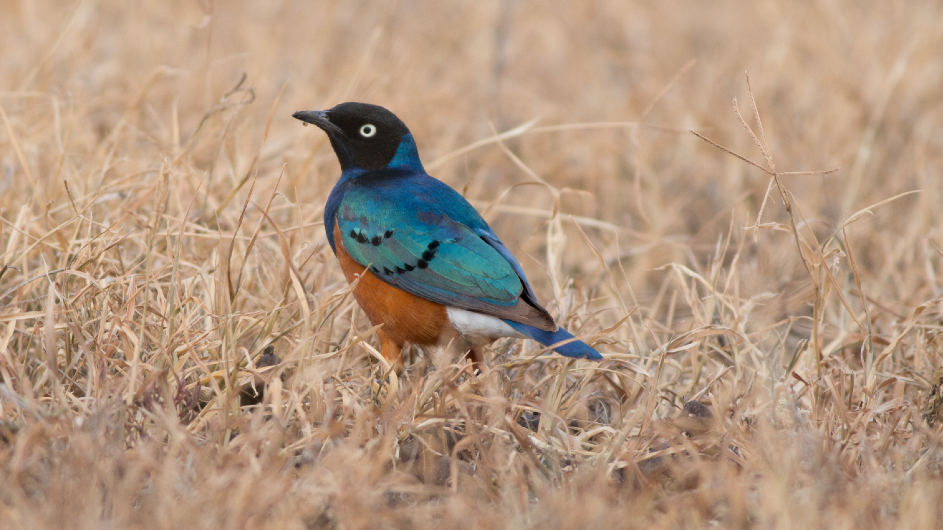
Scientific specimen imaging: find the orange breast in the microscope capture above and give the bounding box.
[333,223,452,348]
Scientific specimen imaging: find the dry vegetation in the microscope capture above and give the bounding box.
[2,1,943,528]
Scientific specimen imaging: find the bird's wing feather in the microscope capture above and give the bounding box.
[337,183,555,329]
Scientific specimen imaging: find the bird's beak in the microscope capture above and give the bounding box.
[292,110,344,136]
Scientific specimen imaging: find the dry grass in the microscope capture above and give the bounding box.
[2,1,943,528]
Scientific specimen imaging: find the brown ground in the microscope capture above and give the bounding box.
[2,1,943,528]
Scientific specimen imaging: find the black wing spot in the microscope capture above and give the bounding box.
[416,259,429,269]
[384,229,395,238]
[383,267,393,275]
[349,230,358,239]
[395,266,405,274]
[403,263,415,272]
[356,233,369,244]
[427,240,440,250]
[371,236,382,246]
[421,250,435,262]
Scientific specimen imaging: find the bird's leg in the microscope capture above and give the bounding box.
[464,346,484,375]
[377,329,405,374]
[371,330,405,407]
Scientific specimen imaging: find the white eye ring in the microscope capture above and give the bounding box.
[359,124,377,137]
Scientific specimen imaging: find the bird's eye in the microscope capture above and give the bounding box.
[359,124,377,138]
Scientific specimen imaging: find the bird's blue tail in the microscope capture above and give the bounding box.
[503,320,603,360]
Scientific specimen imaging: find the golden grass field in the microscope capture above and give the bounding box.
[2,1,943,528]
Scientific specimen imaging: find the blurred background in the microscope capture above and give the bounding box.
[3,1,941,319]
[3,1,943,527]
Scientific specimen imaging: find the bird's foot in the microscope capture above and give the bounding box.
[370,368,401,407]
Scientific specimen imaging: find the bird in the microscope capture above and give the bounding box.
[292,102,602,371]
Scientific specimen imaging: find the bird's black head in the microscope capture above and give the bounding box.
[293,102,419,172]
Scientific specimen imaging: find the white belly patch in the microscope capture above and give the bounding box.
[446,307,525,343]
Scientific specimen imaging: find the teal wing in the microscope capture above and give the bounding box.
[335,185,555,329]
